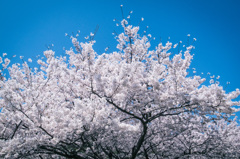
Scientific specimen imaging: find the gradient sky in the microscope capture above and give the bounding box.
[1,0,240,115]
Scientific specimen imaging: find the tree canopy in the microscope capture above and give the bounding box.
[0,15,240,159]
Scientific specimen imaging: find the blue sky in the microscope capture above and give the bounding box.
[1,0,240,114]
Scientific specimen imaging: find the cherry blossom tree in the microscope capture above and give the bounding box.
[0,14,240,159]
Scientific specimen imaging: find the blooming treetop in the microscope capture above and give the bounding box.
[0,15,240,158]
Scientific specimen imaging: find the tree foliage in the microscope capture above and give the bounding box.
[0,14,240,159]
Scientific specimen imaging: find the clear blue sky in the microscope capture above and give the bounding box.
[1,0,240,114]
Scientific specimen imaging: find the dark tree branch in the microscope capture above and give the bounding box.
[11,120,22,139]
